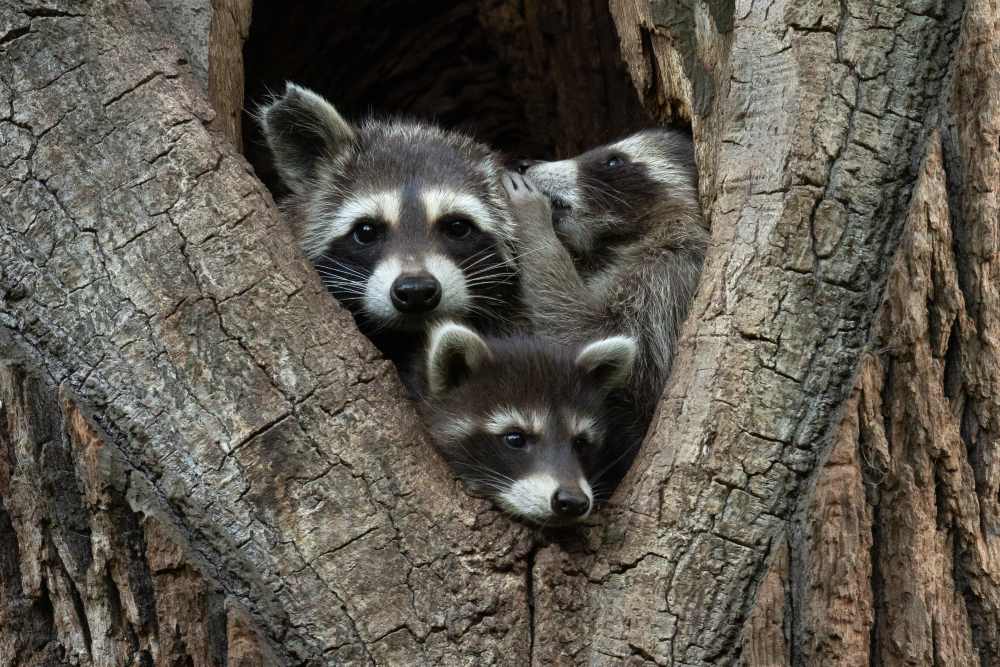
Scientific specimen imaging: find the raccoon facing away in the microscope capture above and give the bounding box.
[258,83,521,382]
[507,130,708,429]
[422,321,637,525]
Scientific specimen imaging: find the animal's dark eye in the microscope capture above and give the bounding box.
[352,220,379,245]
[572,434,589,449]
[503,432,527,449]
[440,217,473,239]
[605,156,624,168]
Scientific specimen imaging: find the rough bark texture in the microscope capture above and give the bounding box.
[1,355,274,666]
[206,0,250,145]
[1,0,997,666]
[1,1,533,663]
[741,2,1000,664]
[529,0,969,663]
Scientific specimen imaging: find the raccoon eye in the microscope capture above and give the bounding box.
[572,434,590,449]
[352,221,379,245]
[440,217,473,239]
[605,156,625,168]
[502,431,527,449]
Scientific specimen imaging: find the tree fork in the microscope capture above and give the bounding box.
[1,0,996,665]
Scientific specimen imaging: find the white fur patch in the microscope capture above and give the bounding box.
[363,256,401,322]
[421,188,497,233]
[440,416,475,443]
[575,336,637,389]
[497,473,560,523]
[302,190,403,259]
[424,253,469,316]
[567,414,600,441]
[282,83,355,144]
[523,160,581,208]
[484,406,548,436]
[427,321,492,396]
[579,477,594,512]
[613,135,693,190]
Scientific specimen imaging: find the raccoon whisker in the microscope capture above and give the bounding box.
[464,270,517,281]
[315,263,369,281]
[318,274,365,285]
[459,247,500,271]
[578,177,633,210]
[464,258,515,273]
[464,264,516,280]
[319,280,366,293]
[314,257,369,273]
[506,244,556,262]
[468,295,514,308]
[465,304,516,329]
[464,276,516,289]
[316,273,367,286]
[452,461,518,483]
[591,437,645,486]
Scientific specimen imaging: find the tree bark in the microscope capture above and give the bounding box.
[1,1,996,666]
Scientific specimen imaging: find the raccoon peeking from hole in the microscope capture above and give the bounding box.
[508,130,708,435]
[422,321,638,525]
[257,83,522,386]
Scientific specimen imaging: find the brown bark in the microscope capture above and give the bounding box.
[1,355,273,665]
[207,0,250,145]
[1,1,532,663]
[1,0,996,666]
[742,2,1000,664]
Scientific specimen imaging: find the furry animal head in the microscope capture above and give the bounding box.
[422,322,637,525]
[258,83,518,336]
[522,129,704,273]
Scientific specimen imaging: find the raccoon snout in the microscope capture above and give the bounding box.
[390,274,442,313]
[551,487,591,519]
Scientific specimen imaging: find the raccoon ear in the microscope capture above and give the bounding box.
[257,82,356,193]
[575,336,637,391]
[427,322,493,396]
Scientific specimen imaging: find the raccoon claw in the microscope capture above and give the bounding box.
[503,171,551,227]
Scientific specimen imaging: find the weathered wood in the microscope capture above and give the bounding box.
[207,0,251,145]
[0,355,274,665]
[2,0,997,665]
[526,0,966,663]
[1,1,532,663]
[742,1,1000,663]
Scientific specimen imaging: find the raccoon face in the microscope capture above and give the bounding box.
[423,322,637,525]
[522,130,698,264]
[259,83,517,334]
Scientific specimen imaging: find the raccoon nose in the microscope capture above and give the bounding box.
[515,159,542,174]
[390,274,442,313]
[551,488,591,519]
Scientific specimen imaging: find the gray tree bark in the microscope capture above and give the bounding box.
[1,0,996,666]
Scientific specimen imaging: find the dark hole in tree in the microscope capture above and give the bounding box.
[243,0,653,195]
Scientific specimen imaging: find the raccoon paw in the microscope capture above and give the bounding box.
[502,171,552,229]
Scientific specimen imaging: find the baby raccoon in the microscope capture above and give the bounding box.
[508,130,708,428]
[258,83,520,379]
[422,321,637,525]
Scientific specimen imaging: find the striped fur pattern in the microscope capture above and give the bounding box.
[511,129,708,432]
[422,322,637,525]
[258,83,521,381]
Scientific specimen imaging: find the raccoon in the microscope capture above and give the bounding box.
[506,130,707,429]
[258,83,520,380]
[422,321,637,525]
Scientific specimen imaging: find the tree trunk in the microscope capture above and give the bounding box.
[1,1,996,666]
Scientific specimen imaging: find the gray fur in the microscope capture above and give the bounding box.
[422,322,639,525]
[257,83,522,383]
[507,130,708,427]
